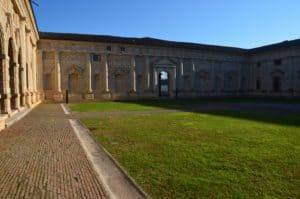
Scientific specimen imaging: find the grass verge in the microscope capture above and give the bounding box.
[82,111,300,198]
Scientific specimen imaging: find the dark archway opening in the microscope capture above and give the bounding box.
[18,49,24,107]
[273,77,281,92]
[158,71,169,97]
[8,38,16,110]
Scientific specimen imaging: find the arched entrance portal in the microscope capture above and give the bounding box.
[8,38,16,110]
[158,71,169,97]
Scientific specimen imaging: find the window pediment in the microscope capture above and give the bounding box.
[271,69,284,77]
[152,58,177,66]
[68,65,83,75]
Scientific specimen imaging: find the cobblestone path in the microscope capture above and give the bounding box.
[0,104,107,199]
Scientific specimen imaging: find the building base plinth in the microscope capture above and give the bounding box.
[53,92,64,102]
[101,92,111,100]
[129,91,138,99]
[84,93,94,100]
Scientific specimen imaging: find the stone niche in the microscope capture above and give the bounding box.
[108,55,131,93]
[61,52,86,93]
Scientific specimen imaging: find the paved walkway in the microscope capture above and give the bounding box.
[0,104,107,199]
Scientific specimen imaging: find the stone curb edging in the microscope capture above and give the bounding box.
[69,118,150,199]
[60,103,70,115]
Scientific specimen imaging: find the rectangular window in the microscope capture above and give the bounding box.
[274,59,282,66]
[92,55,100,62]
[256,79,261,90]
[120,47,125,52]
[106,46,112,51]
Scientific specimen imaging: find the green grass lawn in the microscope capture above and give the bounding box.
[82,111,300,199]
[70,99,202,112]
[70,98,300,112]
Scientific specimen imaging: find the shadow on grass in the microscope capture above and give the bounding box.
[116,98,300,127]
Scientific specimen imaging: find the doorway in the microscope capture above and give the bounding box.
[158,71,169,97]
[273,76,281,92]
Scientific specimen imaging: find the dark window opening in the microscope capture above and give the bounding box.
[256,79,261,90]
[120,47,125,52]
[92,55,100,62]
[274,59,282,66]
[106,46,112,51]
[273,77,281,92]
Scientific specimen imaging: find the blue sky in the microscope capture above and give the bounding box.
[33,0,300,49]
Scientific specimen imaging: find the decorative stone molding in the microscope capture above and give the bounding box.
[68,65,83,75]
[110,66,131,77]
[271,69,285,76]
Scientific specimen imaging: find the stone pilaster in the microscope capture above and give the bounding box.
[172,67,177,93]
[25,63,31,107]
[144,56,150,91]
[20,67,25,106]
[86,53,92,93]
[101,54,111,99]
[14,63,21,111]
[3,56,11,114]
[36,50,43,102]
[179,58,184,91]
[191,61,195,92]
[53,51,63,102]
[84,53,94,100]
[130,55,136,95]
[32,46,37,103]
[152,68,158,93]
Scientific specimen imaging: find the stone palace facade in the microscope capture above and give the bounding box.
[39,33,300,101]
[1,0,300,117]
